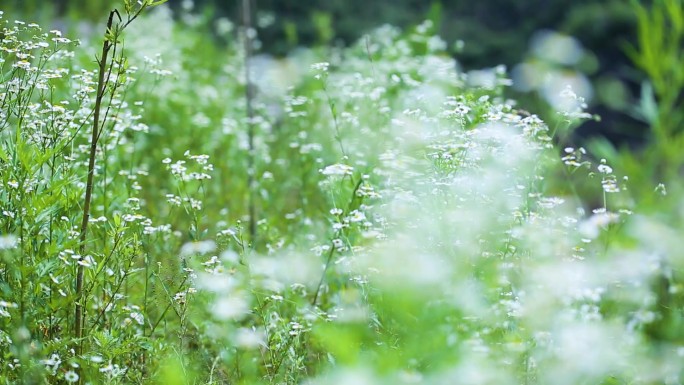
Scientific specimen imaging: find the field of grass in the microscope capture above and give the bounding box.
[1,1,684,384]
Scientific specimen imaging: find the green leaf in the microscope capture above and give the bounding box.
[0,142,8,163]
[665,0,684,34]
[124,0,133,15]
[637,81,659,126]
[104,27,116,43]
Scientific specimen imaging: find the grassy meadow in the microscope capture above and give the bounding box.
[1,1,684,384]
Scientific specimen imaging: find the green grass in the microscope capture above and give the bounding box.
[1,2,684,384]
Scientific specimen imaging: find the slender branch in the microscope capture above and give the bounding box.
[147,276,189,336]
[311,177,365,306]
[87,250,136,334]
[242,0,257,245]
[74,10,117,350]
[322,82,346,157]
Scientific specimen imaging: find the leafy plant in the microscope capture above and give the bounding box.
[1,3,684,385]
[594,0,684,189]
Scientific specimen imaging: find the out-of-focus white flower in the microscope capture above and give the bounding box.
[320,163,353,176]
[578,212,619,239]
[0,235,18,250]
[235,327,265,348]
[211,293,249,320]
[179,240,216,257]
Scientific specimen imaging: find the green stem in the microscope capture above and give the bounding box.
[74,8,116,353]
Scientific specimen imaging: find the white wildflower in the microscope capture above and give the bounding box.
[320,163,353,176]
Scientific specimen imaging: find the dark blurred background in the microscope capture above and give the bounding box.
[4,0,648,146]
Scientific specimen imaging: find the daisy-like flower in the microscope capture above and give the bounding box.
[310,62,330,72]
[597,164,612,174]
[348,210,366,223]
[64,371,79,383]
[320,163,353,176]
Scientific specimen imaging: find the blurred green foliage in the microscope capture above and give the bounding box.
[6,0,674,191]
[591,0,684,201]
[4,0,636,66]
[3,1,684,384]
[4,0,644,150]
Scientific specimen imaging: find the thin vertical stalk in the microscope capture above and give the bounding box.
[242,0,257,245]
[311,178,364,306]
[74,10,117,349]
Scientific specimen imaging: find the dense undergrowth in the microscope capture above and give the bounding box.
[1,1,684,384]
